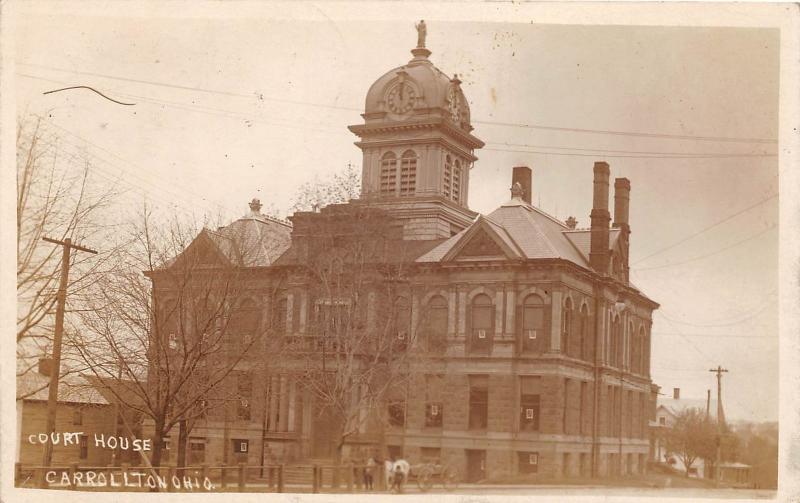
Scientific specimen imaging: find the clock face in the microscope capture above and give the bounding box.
[447,88,462,126]
[387,83,416,114]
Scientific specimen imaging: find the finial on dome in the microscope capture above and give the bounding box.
[248,198,263,214]
[510,182,525,200]
[411,20,432,61]
[565,216,578,229]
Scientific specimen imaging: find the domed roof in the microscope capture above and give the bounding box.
[362,26,471,131]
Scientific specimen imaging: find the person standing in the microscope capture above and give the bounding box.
[364,455,376,490]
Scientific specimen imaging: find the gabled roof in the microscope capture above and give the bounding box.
[657,397,719,420]
[417,196,599,267]
[17,371,110,405]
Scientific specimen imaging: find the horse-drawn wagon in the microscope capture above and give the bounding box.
[409,461,459,492]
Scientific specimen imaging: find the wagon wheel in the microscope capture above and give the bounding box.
[442,466,459,490]
[416,466,433,492]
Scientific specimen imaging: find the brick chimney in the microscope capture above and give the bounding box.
[589,162,611,274]
[673,388,681,400]
[512,166,532,205]
[613,178,631,283]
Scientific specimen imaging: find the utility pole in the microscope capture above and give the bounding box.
[40,237,97,476]
[706,389,711,419]
[709,365,728,486]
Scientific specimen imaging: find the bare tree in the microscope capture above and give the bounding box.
[16,115,120,391]
[74,206,275,469]
[283,202,426,465]
[290,163,360,213]
[664,407,717,477]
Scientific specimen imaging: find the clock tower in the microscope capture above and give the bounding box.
[348,21,485,240]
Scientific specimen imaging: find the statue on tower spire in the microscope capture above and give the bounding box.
[415,20,427,48]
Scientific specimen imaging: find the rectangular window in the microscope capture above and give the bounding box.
[237,373,253,421]
[233,439,249,453]
[520,376,541,432]
[580,381,588,435]
[627,390,634,437]
[73,408,83,426]
[79,435,88,459]
[189,439,206,464]
[388,401,405,427]
[607,385,614,436]
[425,402,443,427]
[425,374,444,427]
[468,375,489,430]
[517,451,539,474]
[563,378,570,434]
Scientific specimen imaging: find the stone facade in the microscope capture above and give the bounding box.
[150,24,659,483]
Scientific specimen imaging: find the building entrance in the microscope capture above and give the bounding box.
[466,449,486,482]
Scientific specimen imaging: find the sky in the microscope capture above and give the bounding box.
[9,2,783,422]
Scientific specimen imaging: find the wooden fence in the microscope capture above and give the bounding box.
[15,462,389,493]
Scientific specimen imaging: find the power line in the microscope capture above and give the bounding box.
[21,71,779,161]
[31,115,230,217]
[19,62,777,144]
[632,192,778,265]
[486,141,775,157]
[483,146,776,160]
[476,120,776,144]
[632,224,777,272]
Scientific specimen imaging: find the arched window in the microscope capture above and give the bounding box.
[609,314,620,367]
[161,299,180,350]
[380,152,397,195]
[562,297,573,357]
[470,293,493,352]
[579,304,590,361]
[229,298,260,351]
[399,150,417,196]
[274,298,288,335]
[425,295,448,352]
[452,159,462,202]
[521,294,545,353]
[394,297,411,350]
[628,321,635,370]
[443,155,453,199]
[638,326,647,375]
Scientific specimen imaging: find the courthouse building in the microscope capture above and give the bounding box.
[153,25,659,481]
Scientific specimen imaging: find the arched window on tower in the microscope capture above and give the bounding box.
[469,294,493,353]
[521,294,545,354]
[380,152,398,195]
[452,159,462,203]
[399,150,417,196]
[443,155,453,199]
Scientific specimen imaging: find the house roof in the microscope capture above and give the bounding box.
[17,371,110,405]
[417,196,609,267]
[657,397,719,419]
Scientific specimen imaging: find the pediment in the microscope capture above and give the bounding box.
[442,218,521,262]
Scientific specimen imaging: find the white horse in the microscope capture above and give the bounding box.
[384,459,411,493]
